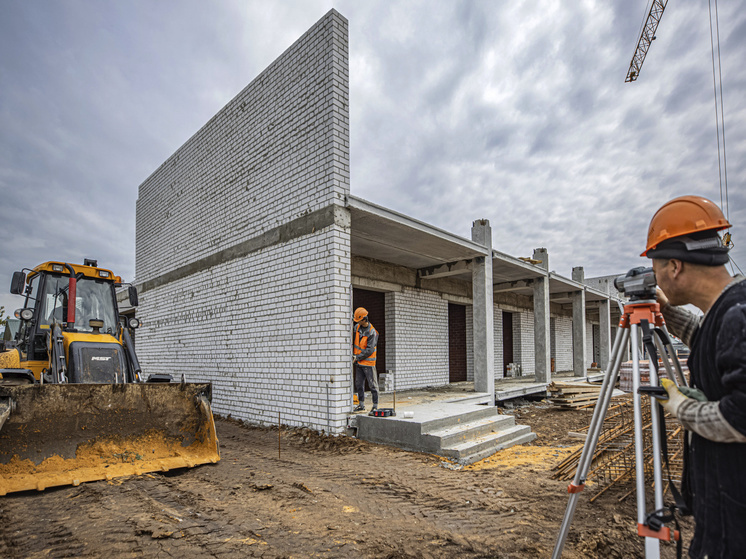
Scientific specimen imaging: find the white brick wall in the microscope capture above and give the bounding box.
[492,306,504,380]
[465,304,503,381]
[135,11,352,433]
[513,310,535,376]
[136,11,350,283]
[551,316,573,372]
[386,287,449,390]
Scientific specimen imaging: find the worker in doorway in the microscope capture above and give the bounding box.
[642,195,746,559]
[352,307,379,412]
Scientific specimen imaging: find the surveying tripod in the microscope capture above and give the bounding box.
[552,294,688,559]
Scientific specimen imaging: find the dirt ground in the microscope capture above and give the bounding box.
[0,402,692,558]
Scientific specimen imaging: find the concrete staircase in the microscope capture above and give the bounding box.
[353,397,536,465]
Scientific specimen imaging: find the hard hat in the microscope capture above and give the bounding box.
[642,195,731,257]
[353,307,369,322]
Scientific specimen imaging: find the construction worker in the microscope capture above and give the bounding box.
[642,195,746,559]
[352,307,379,412]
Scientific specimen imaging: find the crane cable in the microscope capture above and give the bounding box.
[708,0,741,274]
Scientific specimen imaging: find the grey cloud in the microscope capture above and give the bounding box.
[1,0,745,314]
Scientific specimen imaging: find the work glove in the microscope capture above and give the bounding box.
[660,379,707,418]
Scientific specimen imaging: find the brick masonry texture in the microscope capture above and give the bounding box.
[135,10,352,433]
[514,310,535,377]
[551,316,573,372]
[386,288,449,390]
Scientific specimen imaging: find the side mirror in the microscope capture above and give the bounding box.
[128,285,139,307]
[10,271,26,295]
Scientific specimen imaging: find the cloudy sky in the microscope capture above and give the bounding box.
[1,0,744,316]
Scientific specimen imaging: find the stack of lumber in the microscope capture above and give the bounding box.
[547,381,608,409]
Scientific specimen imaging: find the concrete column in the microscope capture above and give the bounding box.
[599,299,611,370]
[532,247,548,268]
[471,220,494,400]
[532,248,551,383]
[572,266,586,377]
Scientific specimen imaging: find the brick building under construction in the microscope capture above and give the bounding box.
[134,10,623,435]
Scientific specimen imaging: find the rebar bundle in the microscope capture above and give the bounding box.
[552,395,684,502]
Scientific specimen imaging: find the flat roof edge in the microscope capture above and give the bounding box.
[347,195,489,257]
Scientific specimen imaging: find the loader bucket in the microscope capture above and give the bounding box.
[0,382,220,495]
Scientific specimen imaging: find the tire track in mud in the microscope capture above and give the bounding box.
[210,423,536,556]
[230,426,532,536]
[0,419,583,558]
[1,485,105,558]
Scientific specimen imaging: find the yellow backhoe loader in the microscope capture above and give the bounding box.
[0,260,220,495]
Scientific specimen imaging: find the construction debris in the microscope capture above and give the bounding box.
[547,382,625,409]
[551,395,684,502]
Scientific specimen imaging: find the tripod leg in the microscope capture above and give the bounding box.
[655,325,688,387]
[552,328,629,559]
[647,340,666,514]
[631,325,661,559]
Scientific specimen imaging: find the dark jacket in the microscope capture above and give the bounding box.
[684,281,746,558]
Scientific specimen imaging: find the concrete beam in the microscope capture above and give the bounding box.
[493,279,535,293]
[472,220,494,402]
[549,291,575,301]
[418,259,474,279]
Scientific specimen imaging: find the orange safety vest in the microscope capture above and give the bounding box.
[353,323,377,366]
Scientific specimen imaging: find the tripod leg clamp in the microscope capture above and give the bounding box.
[638,523,679,541]
[567,482,585,494]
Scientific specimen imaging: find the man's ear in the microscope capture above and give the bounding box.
[670,259,684,279]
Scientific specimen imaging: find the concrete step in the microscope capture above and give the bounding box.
[440,425,537,465]
[353,398,537,463]
[418,404,498,433]
[457,431,538,465]
[423,414,516,448]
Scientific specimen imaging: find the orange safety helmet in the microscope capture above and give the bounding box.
[353,307,369,323]
[641,195,731,257]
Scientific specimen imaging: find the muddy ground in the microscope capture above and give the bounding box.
[0,402,692,558]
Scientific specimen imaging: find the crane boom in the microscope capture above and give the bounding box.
[625,0,669,82]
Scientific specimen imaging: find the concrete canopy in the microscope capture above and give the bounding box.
[347,196,488,270]
[347,195,550,288]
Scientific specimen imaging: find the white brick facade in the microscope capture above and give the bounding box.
[513,310,535,376]
[135,11,352,433]
[492,306,504,380]
[586,322,595,365]
[551,316,573,372]
[466,304,505,382]
[134,10,621,434]
[386,287,449,390]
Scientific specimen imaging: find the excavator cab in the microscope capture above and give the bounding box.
[10,262,130,382]
[0,260,220,495]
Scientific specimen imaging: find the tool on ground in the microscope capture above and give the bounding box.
[369,408,396,417]
[0,260,220,495]
[552,267,687,559]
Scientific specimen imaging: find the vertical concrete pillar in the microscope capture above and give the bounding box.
[472,220,494,400]
[532,248,548,268]
[532,248,551,383]
[599,299,611,371]
[572,266,587,377]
